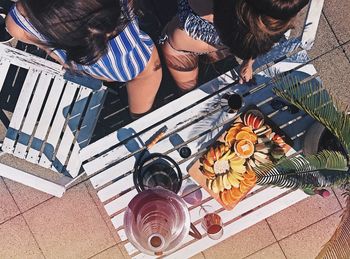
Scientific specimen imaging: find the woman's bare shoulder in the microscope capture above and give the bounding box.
[5,2,35,44]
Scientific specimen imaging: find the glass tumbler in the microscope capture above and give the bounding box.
[200,205,224,240]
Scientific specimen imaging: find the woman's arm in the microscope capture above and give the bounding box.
[239,58,254,84]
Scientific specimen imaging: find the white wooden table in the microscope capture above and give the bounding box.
[79,41,321,258]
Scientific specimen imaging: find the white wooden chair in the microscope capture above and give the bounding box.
[0,43,107,197]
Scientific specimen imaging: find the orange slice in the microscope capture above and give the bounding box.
[222,189,235,205]
[235,139,254,158]
[236,131,252,141]
[248,133,258,143]
[232,122,244,128]
[225,130,238,145]
[243,172,255,181]
[243,176,256,186]
[239,180,251,193]
[241,126,254,133]
[230,187,243,200]
[220,190,230,205]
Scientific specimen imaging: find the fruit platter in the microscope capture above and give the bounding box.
[188,108,292,210]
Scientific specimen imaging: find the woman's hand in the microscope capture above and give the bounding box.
[239,58,254,84]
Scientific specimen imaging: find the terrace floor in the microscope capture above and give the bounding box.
[0,0,349,258]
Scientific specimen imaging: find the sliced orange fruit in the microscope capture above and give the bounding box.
[248,133,258,143]
[222,189,235,205]
[220,190,230,205]
[243,172,255,181]
[225,130,238,145]
[232,122,244,128]
[235,139,254,158]
[239,180,251,193]
[243,176,256,186]
[241,126,254,133]
[236,131,252,141]
[230,187,243,200]
[246,170,256,177]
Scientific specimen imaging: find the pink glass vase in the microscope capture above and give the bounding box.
[124,187,197,256]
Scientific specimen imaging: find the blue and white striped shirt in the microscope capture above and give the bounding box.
[8,2,154,82]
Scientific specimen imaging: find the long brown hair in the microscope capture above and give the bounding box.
[213,0,309,60]
[21,0,133,65]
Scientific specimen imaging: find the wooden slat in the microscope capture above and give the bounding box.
[39,82,78,168]
[252,38,302,72]
[2,69,40,153]
[105,189,138,215]
[65,88,107,177]
[53,86,91,174]
[0,160,65,197]
[14,73,52,159]
[301,0,325,50]
[26,77,66,163]
[0,59,11,89]
[0,43,63,76]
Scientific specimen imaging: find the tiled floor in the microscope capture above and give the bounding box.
[0,1,349,259]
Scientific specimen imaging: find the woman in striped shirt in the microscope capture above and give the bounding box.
[6,0,162,118]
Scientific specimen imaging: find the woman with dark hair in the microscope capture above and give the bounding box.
[161,0,309,91]
[6,0,162,118]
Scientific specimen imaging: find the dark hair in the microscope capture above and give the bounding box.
[21,0,133,65]
[213,0,309,60]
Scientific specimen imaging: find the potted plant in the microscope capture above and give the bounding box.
[253,75,350,258]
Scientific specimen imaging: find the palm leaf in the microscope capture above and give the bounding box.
[272,76,350,157]
[316,191,350,259]
[255,150,349,189]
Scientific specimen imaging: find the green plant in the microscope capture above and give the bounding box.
[255,150,349,189]
[266,76,350,259]
[273,76,350,156]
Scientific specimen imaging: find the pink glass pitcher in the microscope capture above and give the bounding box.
[124,187,201,256]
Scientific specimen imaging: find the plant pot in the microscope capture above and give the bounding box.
[0,6,14,43]
[303,121,348,160]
